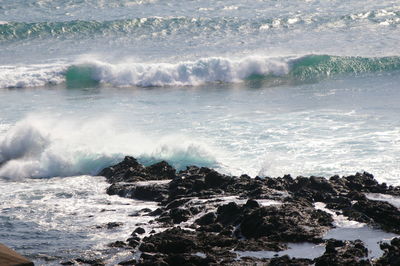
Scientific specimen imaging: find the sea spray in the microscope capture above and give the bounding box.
[0,115,218,179]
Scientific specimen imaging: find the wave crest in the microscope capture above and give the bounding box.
[0,116,218,179]
[1,55,400,89]
[68,57,289,87]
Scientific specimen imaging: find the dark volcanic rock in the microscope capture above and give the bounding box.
[139,227,197,254]
[107,241,127,248]
[99,156,176,183]
[106,182,169,202]
[269,255,312,266]
[106,222,123,229]
[168,208,192,224]
[195,212,217,226]
[314,239,370,266]
[75,258,105,266]
[96,158,400,266]
[136,253,215,266]
[343,198,400,234]
[376,237,400,266]
[134,227,146,235]
[239,203,332,242]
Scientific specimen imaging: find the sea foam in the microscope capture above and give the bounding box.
[0,115,218,179]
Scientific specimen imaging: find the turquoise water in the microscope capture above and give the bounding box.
[1,0,400,264]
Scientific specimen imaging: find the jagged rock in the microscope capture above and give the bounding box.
[343,198,400,233]
[139,227,197,254]
[376,237,400,266]
[96,158,400,265]
[99,156,175,183]
[314,239,370,266]
[195,212,217,226]
[107,182,169,202]
[239,203,332,242]
[168,208,192,224]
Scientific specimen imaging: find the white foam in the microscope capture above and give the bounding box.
[0,115,219,179]
[0,175,162,264]
[365,193,400,209]
[86,56,289,87]
[314,202,364,228]
[0,63,66,88]
[0,56,291,88]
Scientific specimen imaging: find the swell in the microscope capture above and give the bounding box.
[289,55,400,80]
[1,8,400,42]
[1,55,400,89]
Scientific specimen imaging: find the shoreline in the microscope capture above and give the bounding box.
[60,156,400,265]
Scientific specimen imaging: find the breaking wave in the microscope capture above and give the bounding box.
[0,116,219,179]
[1,55,400,89]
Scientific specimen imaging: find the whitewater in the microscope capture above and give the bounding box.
[1,0,400,264]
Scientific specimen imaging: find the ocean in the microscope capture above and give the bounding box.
[1,0,400,264]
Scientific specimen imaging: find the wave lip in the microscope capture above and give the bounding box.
[68,57,290,87]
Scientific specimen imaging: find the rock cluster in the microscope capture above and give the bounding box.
[74,156,400,265]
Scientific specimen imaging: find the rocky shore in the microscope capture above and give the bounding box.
[65,156,400,265]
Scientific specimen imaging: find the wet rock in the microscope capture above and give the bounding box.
[204,169,233,188]
[146,161,176,180]
[165,198,190,210]
[75,258,105,266]
[343,198,400,233]
[99,156,146,183]
[168,208,192,224]
[133,183,169,202]
[147,208,163,216]
[107,183,169,202]
[239,204,332,242]
[118,259,136,265]
[134,227,146,235]
[95,222,123,229]
[139,227,197,254]
[198,222,223,233]
[99,156,175,183]
[244,199,260,209]
[314,239,370,266]
[234,238,287,252]
[195,212,217,226]
[60,261,75,265]
[216,202,242,225]
[127,237,140,248]
[165,254,215,266]
[376,237,400,266]
[107,241,127,248]
[106,222,123,229]
[97,158,400,265]
[136,252,215,266]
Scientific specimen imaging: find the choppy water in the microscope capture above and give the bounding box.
[1,0,400,264]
